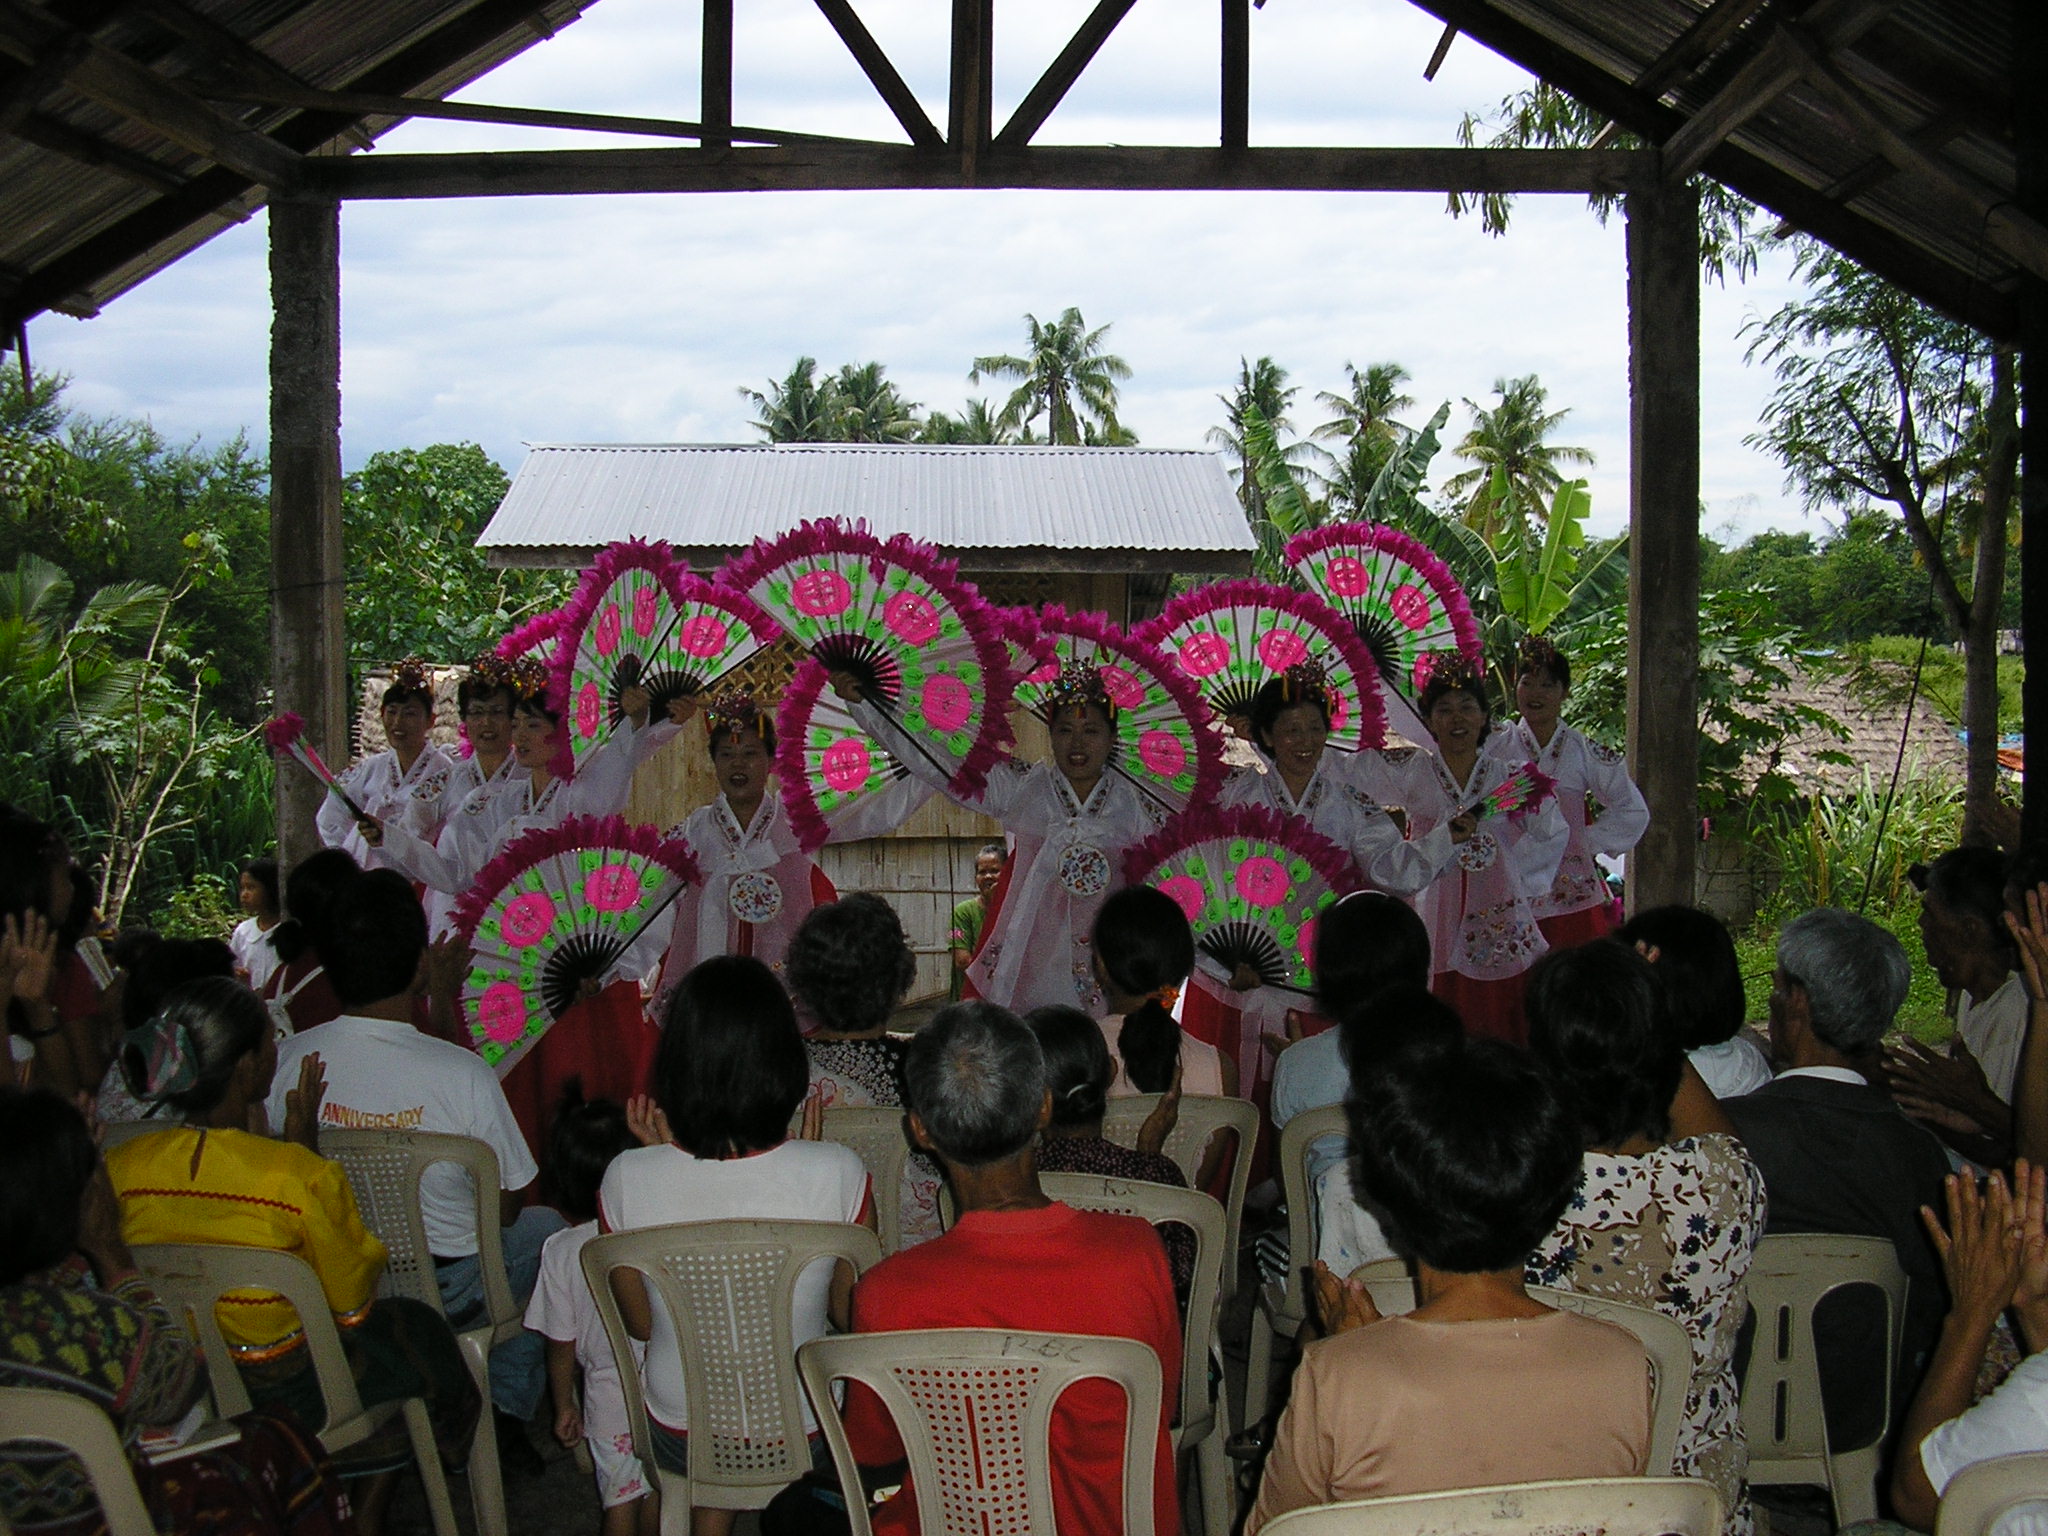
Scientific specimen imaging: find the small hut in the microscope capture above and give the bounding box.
[473,442,1256,999]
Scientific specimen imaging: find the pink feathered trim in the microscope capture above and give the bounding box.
[1282,521,1484,666]
[452,814,702,948]
[1138,577,1389,750]
[1484,760,1559,825]
[1122,801,1364,895]
[775,659,836,854]
[496,610,560,661]
[992,605,1059,684]
[1029,604,1228,809]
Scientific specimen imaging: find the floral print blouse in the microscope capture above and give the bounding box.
[1526,1133,1767,1536]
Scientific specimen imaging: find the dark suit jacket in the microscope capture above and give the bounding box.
[1725,1072,1954,1454]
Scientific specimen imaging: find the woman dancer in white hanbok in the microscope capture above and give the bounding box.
[314,657,453,865]
[414,652,529,936]
[840,661,1168,1016]
[1484,634,1648,950]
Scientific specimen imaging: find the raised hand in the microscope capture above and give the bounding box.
[619,683,652,728]
[1922,1168,2024,1334]
[625,1094,673,1148]
[827,670,866,704]
[281,1052,328,1152]
[2009,885,2048,1003]
[800,1087,827,1142]
[1311,1259,1383,1336]
[1,911,56,1004]
[1136,1059,1183,1157]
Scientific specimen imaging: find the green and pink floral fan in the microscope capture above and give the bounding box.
[1125,805,1363,994]
[1284,523,1482,731]
[550,540,779,774]
[1012,606,1224,814]
[452,815,700,1075]
[722,518,1013,800]
[774,657,924,853]
[1138,579,1387,752]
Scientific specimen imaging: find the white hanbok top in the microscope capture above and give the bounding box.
[315,744,455,866]
[851,699,1166,1014]
[1485,720,1648,919]
[420,752,527,935]
[1218,750,1451,898]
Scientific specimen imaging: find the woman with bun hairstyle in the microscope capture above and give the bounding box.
[1485,634,1648,948]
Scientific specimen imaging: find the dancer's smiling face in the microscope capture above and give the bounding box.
[1260,701,1330,778]
[712,726,773,807]
[1049,702,1114,790]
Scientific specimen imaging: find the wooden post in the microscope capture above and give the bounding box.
[269,195,345,870]
[1624,173,1701,911]
[1222,0,1249,151]
[2021,0,2048,850]
[948,0,991,177]
[701,0,732,154]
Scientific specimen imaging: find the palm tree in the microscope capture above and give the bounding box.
[1207,356,1307,520]
[739,357,835,443]
[1313,361,1415,515]
[970,308,1132,445]
[828,362,921,443]
[1443,374,1594,540]
[921,398,1016,445]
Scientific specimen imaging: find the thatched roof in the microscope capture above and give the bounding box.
[1736,662,1965,794]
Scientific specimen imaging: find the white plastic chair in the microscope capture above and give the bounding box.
[1246,1100,1348,1431]
[815,1105,915,1255]
[1738,1232,1907,1525]
[1102,1092,1260,1296]
[581,1218,885,1536]
[799,1327,1163,1536]
[319,1127,515,1536]
[1352,1268,1694,1479]
[1936,1450,2048,1536]
[1041,1168,1233,1534]
[1256,1475,1724,1536]
[133,1241,459,1536]
[0,1386,156,1536]
[96,1117,177,1151]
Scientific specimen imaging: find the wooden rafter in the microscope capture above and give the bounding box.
[995,0,1135,149]
[1633,0,1772,101]
[128,0,372,150]
[949,0,992,170]
[15,110,183,190]
[701,0,731,154]
[809,0,942,149]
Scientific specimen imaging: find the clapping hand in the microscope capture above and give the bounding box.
[1,911,56,1004]
[281,1053,328,1152]
[1136,1060,1183,1157]
[625,1094,673,1148]
[1311,1260,1383,1336]
[1922,1166,2025,1334]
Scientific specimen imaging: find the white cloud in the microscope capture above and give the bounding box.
[22,0,1808,541]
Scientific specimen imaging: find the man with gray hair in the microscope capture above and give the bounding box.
[1725,907,1953,1462]
[834,1002,1182,1535]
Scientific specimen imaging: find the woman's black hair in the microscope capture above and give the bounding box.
[1616,905,1746,1050]
[1092,886,1195,1094]
[786,894,916,1035]
[654,955,808,1159]
[707,714,778,757]
[271,848,360,966]
[1348,1033,1583,1273]
[0,1086,98,1286]
[0,808,66,924]
[546,1081,638,1223]
[513,693,563,728]
[1314,893,1433,1020]
[381,679,433,713]
[240,857,281,914]
[1246,675,1331,761]
[1024,1005,1115,1129]
[120,976,270,1118]
[1418,671,1492,728]
[122,938,236,1031]
[456,673,513,715]
[1916,848,2020,970]
[1336,981,1464,1078]
[1525,939,1681,1150]
[1515,649,1572,691]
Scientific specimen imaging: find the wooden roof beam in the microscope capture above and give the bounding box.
[950,0,991,173]
[1221,0,1247,150]
[810,0,942,149]
[14,109,184,190]
[995,0,1135,149]
[127,0,373,150]
[1633,0,1771,102]
[0,0,299,186]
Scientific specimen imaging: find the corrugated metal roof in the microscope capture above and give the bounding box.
[477,443,1257,574]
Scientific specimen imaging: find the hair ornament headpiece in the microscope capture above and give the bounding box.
[387,656,432,696]
[705,689,766,737]
[124,1013,200,1102]
[1278,656,1334,709]
[1045,659,1114,717]
[1517,633,1563,676]
[505,655,550,702]
[1421,650,1483,695]
[467,651,517,693]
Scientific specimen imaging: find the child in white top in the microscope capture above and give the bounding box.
[525,1091,654,1535]
[228,857,283,995]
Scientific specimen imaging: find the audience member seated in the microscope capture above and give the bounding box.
[1,808,106,1098]
[1619,904,1772,1099]
[1889,850,2026,1163]
[0,1083,356,1536]
[93,935,235,1125]
[788,893,942,1246]
[830,1002,1181,1536]
[1247,1031,1651,1532]
[602,954,873,1536]
[104,977,478,1535]
[1890,1160,2048,1532]
[1026,1002,1195,1301]
[1725,907,1953,1459]
[264,867,558,1478]
[1525,939,1765,1536]
[259,848,358,1038]
[1092,885,1228,1098]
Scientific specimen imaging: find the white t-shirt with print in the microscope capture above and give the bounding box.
[266,1013,537,1257]
[597,1139,870,1435]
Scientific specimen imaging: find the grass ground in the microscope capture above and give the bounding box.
[1734,903,1955,1046]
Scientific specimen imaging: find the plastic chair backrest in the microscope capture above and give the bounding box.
[319,1128,517,1337]
[1039,1170,1226,1440]
[1101,1092,1259,1290]
[1738,1233,1907,1490]
[1274,1102,1350,1326]
[1936,1451,2048,1536]
[1352,1272,1692,1478]
[97,1118,176,1152]
[581,1218,884,1510]
[0,1386,156,1536]
[816,1106,912,1256]
[1256,1475,1725,1536]
[132,1242,367,1433]
[799,1327,1162,1536]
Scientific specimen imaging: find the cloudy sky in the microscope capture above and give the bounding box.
[22,0,1826,542]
